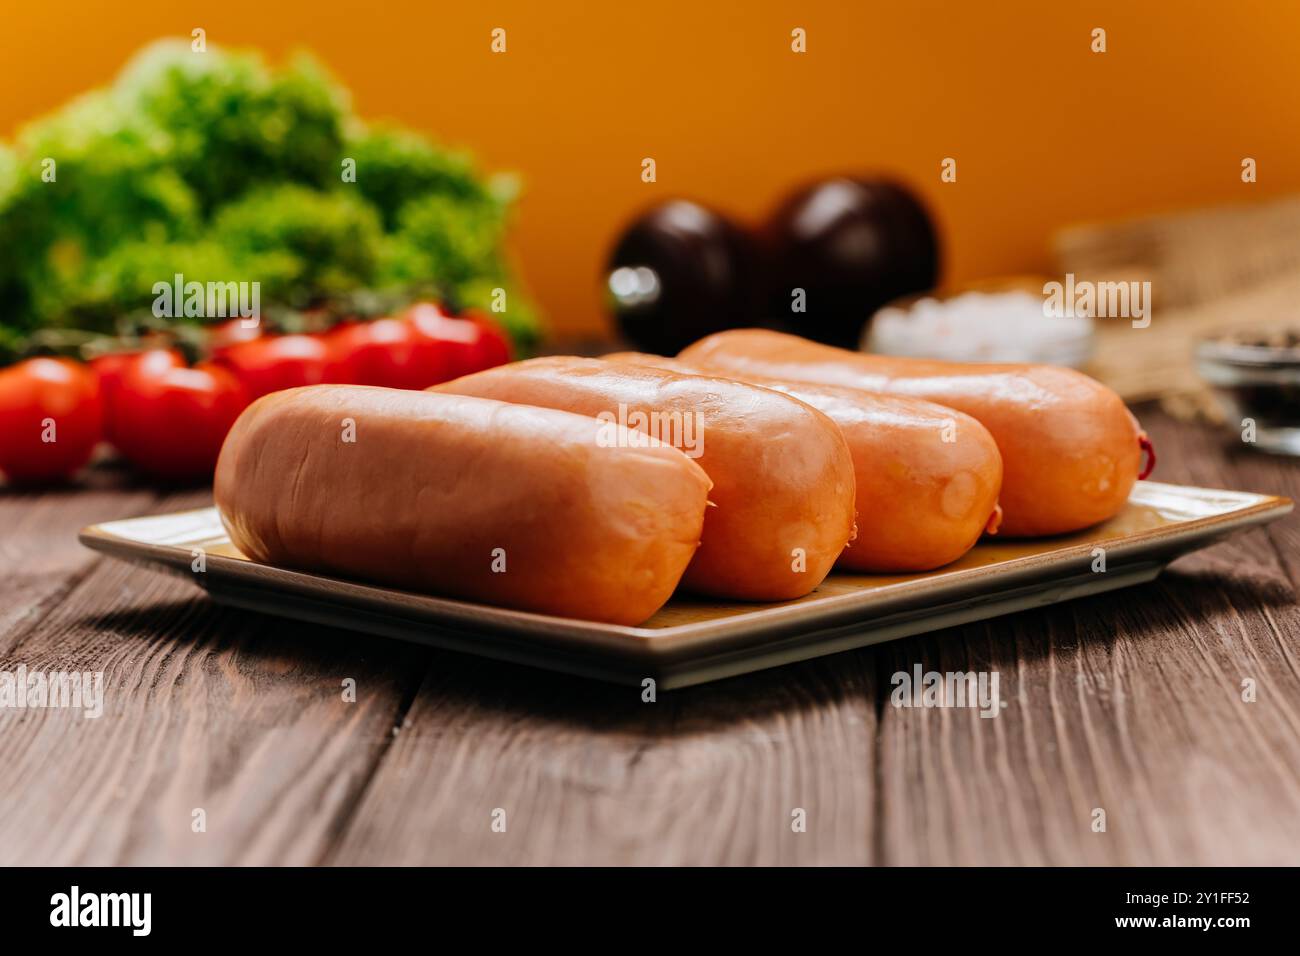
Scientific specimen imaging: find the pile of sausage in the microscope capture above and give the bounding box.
[214,329,1153,625]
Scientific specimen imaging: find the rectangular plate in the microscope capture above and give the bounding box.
[80,481,1291,688]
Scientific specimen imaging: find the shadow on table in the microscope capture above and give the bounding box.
[874,564,1295,682]
[0,459,214,498]
[74,589,874,733]
[73,562,1292,734]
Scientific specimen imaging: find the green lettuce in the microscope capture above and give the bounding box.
[0,39,539,358]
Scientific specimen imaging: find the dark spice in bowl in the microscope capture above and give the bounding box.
[1196,328,1300,455]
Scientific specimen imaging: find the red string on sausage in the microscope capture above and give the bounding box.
[985,503,1003,536]
[1138,433,1156,480]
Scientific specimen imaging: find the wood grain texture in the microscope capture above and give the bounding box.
[875,410,1300,865]
[0,465,157,640]
[3,408,1299,865]
[328,652,876,865]
[0,482,428,865]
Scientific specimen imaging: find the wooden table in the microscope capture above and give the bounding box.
[3,406,1299,866]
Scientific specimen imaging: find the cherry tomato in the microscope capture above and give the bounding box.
[325,317,452,390]
[205,318,264,352]
[212,334,331,399]
[319,321,378,385]
[403,302,512,381]
[459,309,513,371]
[0,357,103,484]
[90,351,146,446]
[110,350,248,480]
[319,321,362,384]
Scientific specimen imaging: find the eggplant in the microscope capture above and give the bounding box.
[604,200,758,355]
[762,178,941,348]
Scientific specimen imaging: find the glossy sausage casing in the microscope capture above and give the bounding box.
[606,352,1003,571]
[680,329,1144,536]
[434,357,857,600]
[214,385,711,625]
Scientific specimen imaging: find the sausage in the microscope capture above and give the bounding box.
[433,357,857,600]
[680,329,1148,536]
[213,385,711,625]
[605,352,1003,571]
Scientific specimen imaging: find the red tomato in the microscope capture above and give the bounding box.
[460,309,513,370]
[403,303,513,381]
[212,334,331,399]
[319,322,362,384]
[90,350,146,445]
[325,317,452,389]
[110,350,248,480]
[0,357,103,483]
[90,351,138,392]
[205,318,264,352]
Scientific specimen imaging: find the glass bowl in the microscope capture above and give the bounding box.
[1195,329,1300,456]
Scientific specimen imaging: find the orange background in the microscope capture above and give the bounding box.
[2,0,1297,338]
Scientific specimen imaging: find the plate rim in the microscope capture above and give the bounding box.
[78,480,1293,658]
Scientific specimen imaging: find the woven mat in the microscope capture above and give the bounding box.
[1054,194,1300,417]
